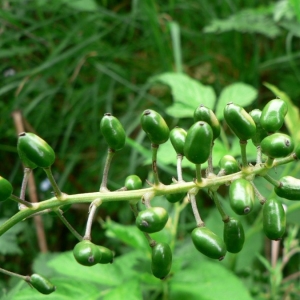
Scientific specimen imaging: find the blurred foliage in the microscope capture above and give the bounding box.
[1,0,300,299]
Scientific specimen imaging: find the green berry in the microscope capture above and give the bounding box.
[17,132,55,168]
[224,102,256,141]
[100,113,126,151]
[29,273,56,295]
[191,227,227,260]
[194,104,220,140]
[125,175,142,190]
[261,133,294,159]
[0,176,13,201]
[229,179,255,215]
[73,240,101,266]
[263,198,286,240]
[184,121,213,164]
[97,246,114,264]
[18,147,38,169]
[140,110,169,145]
[136,207,168,233]
[274,176,300,200]
[169,127,187,155]
[249,109,268,146]
[223,218,245,253]
[260,99,288,133]
[151,242,172,279]
[218,155,240,175]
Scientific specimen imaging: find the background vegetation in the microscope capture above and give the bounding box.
[0,0,300,299]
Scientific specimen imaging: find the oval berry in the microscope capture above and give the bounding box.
[263,198,286,240]
[224,102,256,141]
[100,113,126,151]
[73,240,101,266]
[136,207,168,233]
[191,227,227,260]
[249,109,268,146]
[274,176,300,200]
[184,121,213,164]
[229,179,255,215]
[17,132,55,168]
[140,110,169,145]
[125,175,142,190]
[0,176,13,201]
[170,127,187,155]
[29,274,56,295]
[223,218,245,253]
[260,99,288,133]
[219,155,240,175]
[261,133,294,159]
[18,147,38,169]
[194,104,220,140]
[151,242,172,279]
[97,246,114,264]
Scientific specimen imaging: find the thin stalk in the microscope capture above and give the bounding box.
[100,148,115,192]
[189,192,204,227]
[20,168,31,200]
[209,190,228,222]
[83,199,102,240]
[207,142,214,176]
[195,164,202,184]
[263,174,281,188]
[43,167,63,199]
[130,204,156,246]
[0,267,27,281]
[55,209,82,241]
[256,146,262,165]
[176,154,184,182]
[239,140,248,168]
[265,157,275,168]
[10,194,33,208]
[250,181,266,204]
[151,144,160,186]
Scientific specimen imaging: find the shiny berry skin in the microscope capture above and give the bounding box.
[249,109,268,146]
[262,198,286,240]
[260,99,288,133]
[184,121,213,164]
[169,127,187,155]
[17,132,55,168]
[140,110,169,145]
[125,175,142,190]
[261,133,294,159]
[224,102,256,141]
[100,113,126,151]
[73,240,102,266]
[135,207,169,233]
[29,273,56,295]
[223,218,245,253]
[274,176,300,200]
[194,104,220,140]
[0,176,13,201]
[191,227,227,260]
[219,155,240,175]
[97,246,114,264]
[229,179,255,215]
[151,242,172,279]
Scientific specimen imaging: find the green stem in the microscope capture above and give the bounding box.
[100,148,115,192]
[263,174,281,188]
[43,167,63,199]
[0,267,27,281]
[195,164,202,184]
[209,190,228,221]
[10,194,33,208]
[20,168,31,200]
[256,146,262,165]
[250,181,266,204]
[176,154,184,182]
[55,209,83,241]
[265,157,275,168]
[207,142,214,175]
[189,192,204,227]
[83,201,101,240]
[239,140,248,168]
[151,144,160,186]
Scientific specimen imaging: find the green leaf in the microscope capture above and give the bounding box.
[149,72,216,118]
[170,246,254,300]
[215,82,258,120]
[263,82,300,142]
[103,279,142,300]
[104,219,149,251]
[203,8,281,38]
[289,0,300,22]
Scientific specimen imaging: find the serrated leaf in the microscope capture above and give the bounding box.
[215,82,258,120]
[149,72,216,118]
